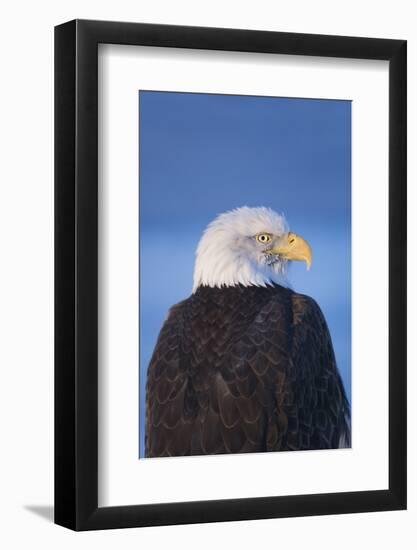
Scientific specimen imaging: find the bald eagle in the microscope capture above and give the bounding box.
[145,207,350,457]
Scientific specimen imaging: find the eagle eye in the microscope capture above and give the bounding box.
[256,233,272,244]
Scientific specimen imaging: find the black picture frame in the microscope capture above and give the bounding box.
[55,19,407,531]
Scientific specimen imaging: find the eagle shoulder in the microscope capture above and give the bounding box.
[145,297,192,457]
[289,291,351,449]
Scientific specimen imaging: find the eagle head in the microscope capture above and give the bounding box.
[193,206,312,292]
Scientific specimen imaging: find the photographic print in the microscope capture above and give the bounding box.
[139,91,351,458]
[55,21,406,529]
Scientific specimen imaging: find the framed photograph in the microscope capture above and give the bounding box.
[55,19,406,530]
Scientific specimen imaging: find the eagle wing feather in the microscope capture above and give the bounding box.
[145,287,350,457]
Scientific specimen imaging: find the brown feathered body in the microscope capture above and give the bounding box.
[145,284,350,457]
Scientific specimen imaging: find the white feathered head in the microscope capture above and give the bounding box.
[193,206,312,292]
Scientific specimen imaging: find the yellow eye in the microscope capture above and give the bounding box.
[256,233,272,244]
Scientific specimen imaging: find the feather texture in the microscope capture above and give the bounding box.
[145,284,350,457]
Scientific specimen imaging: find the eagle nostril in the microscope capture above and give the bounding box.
[289,237,295,244]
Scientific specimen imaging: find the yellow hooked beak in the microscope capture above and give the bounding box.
[270,232,313,270]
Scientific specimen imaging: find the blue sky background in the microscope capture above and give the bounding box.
[139,91,351,458]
